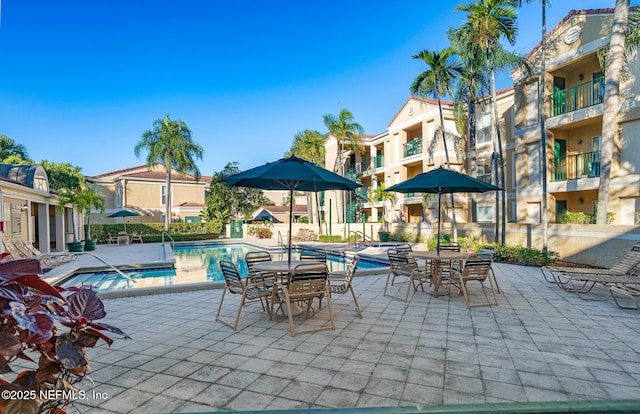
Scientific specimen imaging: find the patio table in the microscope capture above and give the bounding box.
[252,260,325,316]
[410,251,469,297]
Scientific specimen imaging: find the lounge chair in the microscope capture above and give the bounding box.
[2,239,77,267]
[541,242,640,300]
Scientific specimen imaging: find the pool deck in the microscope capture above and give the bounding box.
[37,240,640,413]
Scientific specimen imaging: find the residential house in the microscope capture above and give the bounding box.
[88,163,209,224]
[0,164,72,253]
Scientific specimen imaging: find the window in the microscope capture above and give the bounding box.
[161,186,167,206]
[525,81,539,125]
[477,159,493,184]
[10,204,23,237]
[476,205,493,222]
[475,113,492,145]
[528,143,541,185]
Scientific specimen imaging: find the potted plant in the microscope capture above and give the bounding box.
[0,258,129,413]
[56,188,85,252]
[77,186,105,251]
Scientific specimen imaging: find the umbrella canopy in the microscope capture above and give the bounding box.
[221,156,364,263]
[107,209,141,233]
[385,167,502,252]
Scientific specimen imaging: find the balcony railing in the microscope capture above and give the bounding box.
[375,154,383,168]
[551,151,601,181]
[403,138,422,158]
[550,76,605,116]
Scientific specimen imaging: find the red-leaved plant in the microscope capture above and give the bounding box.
[0,257,129,414]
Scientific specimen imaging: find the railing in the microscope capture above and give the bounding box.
[403,138,422,157]
[161,231,174,247]
[550,76,605,116]
[277,231,285,247]
[349,231,375,248]
[73,251,137,288]
[551,151,601,181]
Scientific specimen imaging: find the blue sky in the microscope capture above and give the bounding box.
[0,1,634,177]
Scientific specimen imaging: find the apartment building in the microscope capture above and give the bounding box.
[512,8,640,225]
[323,91,514,229]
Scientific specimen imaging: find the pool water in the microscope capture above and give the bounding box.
[56,243,387,291]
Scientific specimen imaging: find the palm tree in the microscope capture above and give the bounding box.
[0,135,29,161]
[56,188,82,244]
[410,46,463,240]
[454,0,518,244]
[596,0,630,224]
[518,0,550,255]
[77,186,105,242]
[288,129,327,234]
[322,109,365,223]
[135,114,204,231]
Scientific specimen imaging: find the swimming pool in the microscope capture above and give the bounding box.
[56,243,388,291]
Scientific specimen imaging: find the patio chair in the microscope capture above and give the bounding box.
[322,255,362,318]
[541,241,640,300]
[300,249,327,263]
[130,233,144,244]
[216,260,273,331]
[477,246,501,294]
[395,243,412,255]
[384,248,432,302]
[449,254,499,308]
[274,262,334,336]
[245,251,276,310]
[107,233,118,244]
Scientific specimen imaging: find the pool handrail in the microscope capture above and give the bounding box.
[161,231,174,247]
[72,251,137,288]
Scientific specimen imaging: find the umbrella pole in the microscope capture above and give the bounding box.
[288,188,293,265]
[437,193,442,254]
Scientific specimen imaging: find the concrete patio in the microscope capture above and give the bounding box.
[43,243,640,413]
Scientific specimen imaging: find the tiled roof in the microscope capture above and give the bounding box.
[261,205,308,214]
[174,202,205,207]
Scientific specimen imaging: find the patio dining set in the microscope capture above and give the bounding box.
[215,249,361,336]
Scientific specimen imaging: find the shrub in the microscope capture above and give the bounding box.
[319,235,343,243]
[90,221,223,244]
[247,221,274,239]
[0,258,128,413]
[561,211,615,224]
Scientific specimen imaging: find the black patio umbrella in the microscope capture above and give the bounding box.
[107,209,141,233]
[385,167,502,253]
[221,156,364,264]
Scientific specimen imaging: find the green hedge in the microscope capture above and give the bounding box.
[319,235,343,243]
[426,235,559,267]
[87,221,223,244]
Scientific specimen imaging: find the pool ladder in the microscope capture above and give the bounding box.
[162,231,174,247]
[73,251,137,288]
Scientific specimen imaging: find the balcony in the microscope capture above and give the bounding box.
[403,138,422,158]
[375,154,384,168]
[551,151,601,181]
[550,76,605,117]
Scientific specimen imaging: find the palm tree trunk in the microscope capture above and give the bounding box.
[165,168,172,232]
[436,95,458,241]
[489,56,506,244]
[597,0,629,224]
